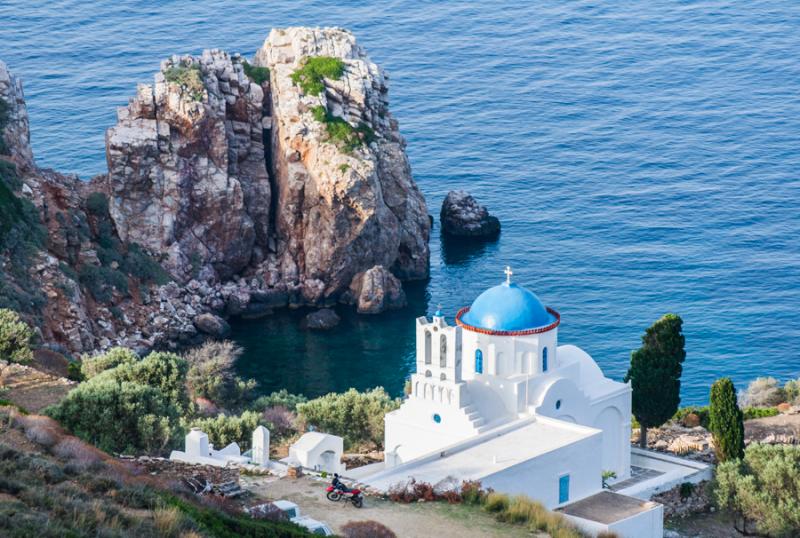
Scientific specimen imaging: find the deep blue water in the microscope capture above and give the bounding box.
[2,1,799,405]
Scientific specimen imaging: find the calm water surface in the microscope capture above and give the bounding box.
[3,1,800,404]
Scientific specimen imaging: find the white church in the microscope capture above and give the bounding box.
[357,268,670,537]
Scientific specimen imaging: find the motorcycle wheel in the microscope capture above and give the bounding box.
[352,496,363,508]
[326,491,341,501]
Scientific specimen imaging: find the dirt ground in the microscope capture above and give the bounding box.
[745,412,800,440]
[241,474,536,538]
[0,361,73,412]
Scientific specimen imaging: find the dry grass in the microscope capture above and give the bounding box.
[153,506,186,537]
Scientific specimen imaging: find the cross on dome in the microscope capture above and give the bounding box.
[504,265,513,284]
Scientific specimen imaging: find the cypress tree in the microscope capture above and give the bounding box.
[709,377,745,461]
[625,314,686,447]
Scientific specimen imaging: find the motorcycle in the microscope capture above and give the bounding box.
[326,482,364,508]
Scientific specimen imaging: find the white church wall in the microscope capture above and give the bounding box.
[384,399,479,465]
[482,426,602,509]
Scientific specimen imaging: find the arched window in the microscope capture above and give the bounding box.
[475,349,483,374]
[542,347,548,372]
[424,331,432,364]
[440,372,446,381]
[440,335,447,367]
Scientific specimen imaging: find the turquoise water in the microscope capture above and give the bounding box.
[3,1,800,404]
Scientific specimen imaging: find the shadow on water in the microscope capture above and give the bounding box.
[232,280,430,399]
[440,234,499,267]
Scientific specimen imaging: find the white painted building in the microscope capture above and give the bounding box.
[361,269,663,536]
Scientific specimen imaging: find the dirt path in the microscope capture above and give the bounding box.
[0,361,73,412]
[241,475,535,538]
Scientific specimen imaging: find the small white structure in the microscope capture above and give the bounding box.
[252,425,270,465]
[285,432,344,474]
[359,269,664,537]
[170,427,251,467]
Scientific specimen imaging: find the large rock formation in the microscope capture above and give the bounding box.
[105,51,271,281]
[0,27,431,355]
[254,27,430,304]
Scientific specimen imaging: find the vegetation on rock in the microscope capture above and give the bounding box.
[625,313,686,447]
[164,62,205,102]
[242,60,269,85]
[714,444,800,536]
[0,161,47,313]
[708,377,745,462]
[311,104,375,153]
[0,308,34,363]
[0,97,9,155]
[290,56,345,96]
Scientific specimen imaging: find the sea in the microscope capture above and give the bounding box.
[2,0,799,405]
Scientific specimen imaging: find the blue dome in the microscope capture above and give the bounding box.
[461,281,555,332]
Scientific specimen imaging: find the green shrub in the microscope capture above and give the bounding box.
[310,105,375,153]
[742,406,779,420]
[81,347,138,379]
[714,444,800,536]
[297,387,400,449]
[0,308,34,363]
[46,376,180,454]
[111,351,190,414]
[250,389,308,412]
[164,63,205,102]
[78,264,129,303]
[185,411,263,451]
[242,61,269,85]
[679,481,695,499]
[290,56,345,96]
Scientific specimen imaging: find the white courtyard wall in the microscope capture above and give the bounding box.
[482,427,602,509]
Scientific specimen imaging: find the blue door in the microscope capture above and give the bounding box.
[475,349,483,374]
[558,474,570,504]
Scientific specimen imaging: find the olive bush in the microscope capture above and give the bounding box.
[297,387,400,449]
[714,444,800,536]
[0,308,34,363]
[81,347,138,378]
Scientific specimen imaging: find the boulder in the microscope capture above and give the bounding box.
[193,313,231,339]
[303,308,341,330]
[345,265,406,314]
[440,190,500,238]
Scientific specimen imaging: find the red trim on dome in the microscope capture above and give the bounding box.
[455,306,560,336]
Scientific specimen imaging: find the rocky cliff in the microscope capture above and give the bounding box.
[0,27,430,355]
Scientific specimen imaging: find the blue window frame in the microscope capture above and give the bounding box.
[558,474,570,504]
[475,349,483,374]
[542,347,548,372]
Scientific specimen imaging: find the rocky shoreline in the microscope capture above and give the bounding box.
[0,27,431,356]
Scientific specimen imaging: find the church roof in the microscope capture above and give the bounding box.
[458,280,558,334]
